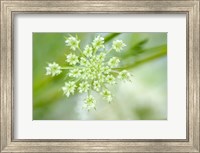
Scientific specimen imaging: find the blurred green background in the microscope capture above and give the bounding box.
[33,32,167,120]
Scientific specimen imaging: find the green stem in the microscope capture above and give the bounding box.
[126,51,166,70]
[62,66,84,70]
[87,90,90,97]
[106,48,112,54]
[112,67,124,70]
[75,78,81,83]
[102,84,108,91]
[93,47,98,55]
[61,67,73,69]
[78,46,82,53]
[104,33,121,43]
[111,70,119,73]
[78,46,88,58]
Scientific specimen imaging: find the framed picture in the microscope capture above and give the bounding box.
[1,0,199,152]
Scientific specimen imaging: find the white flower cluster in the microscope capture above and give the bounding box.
[46,62,62,76]
[46,34,131,111]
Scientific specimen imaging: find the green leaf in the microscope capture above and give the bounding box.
[116,44,167,70]
[104,33,121,43]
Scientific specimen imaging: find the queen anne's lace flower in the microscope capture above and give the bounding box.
[46,34,132,111]
[69,68,81,78]
[102,66,111,74]
[80,57,88,66]
[62,81,76,97]
[101,89,112,102]
[78,82,90,93]
[112,40,126,52]
[108,57,120,68]
[83,45,93,57]
[83,95,96,110]
[92,35,104,50]
[93,81,101,91]
[118,70,131,81]
[97,52,106,62]
[106,75,116,85]
[65,36,80,51]
[66,53,79,65]
[46,62,62,76]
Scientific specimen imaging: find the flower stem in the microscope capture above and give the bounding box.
[93,47,98,55]
[61,67,73,69]
[78,46,88,58]
[75,78,81,83]
[78,46,83,53]
[111,70,119,73]
[62,66,84,70]
[106,48,112,54]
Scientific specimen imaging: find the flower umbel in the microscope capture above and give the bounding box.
[66,53,79,65]
[93,81,101,91]
[62,81,76,97]
[83,95,96,111]
[65,35,80,51]
[83,45,93,57]
[46,62,62,76]
[108,57,120,68]
[46,34,131,111]
[92,35,104,50]
[112,40,126,52]
[78,82,90,93]
[101,89,112,103]
[118,70,131,81]
[69,68,81,78]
